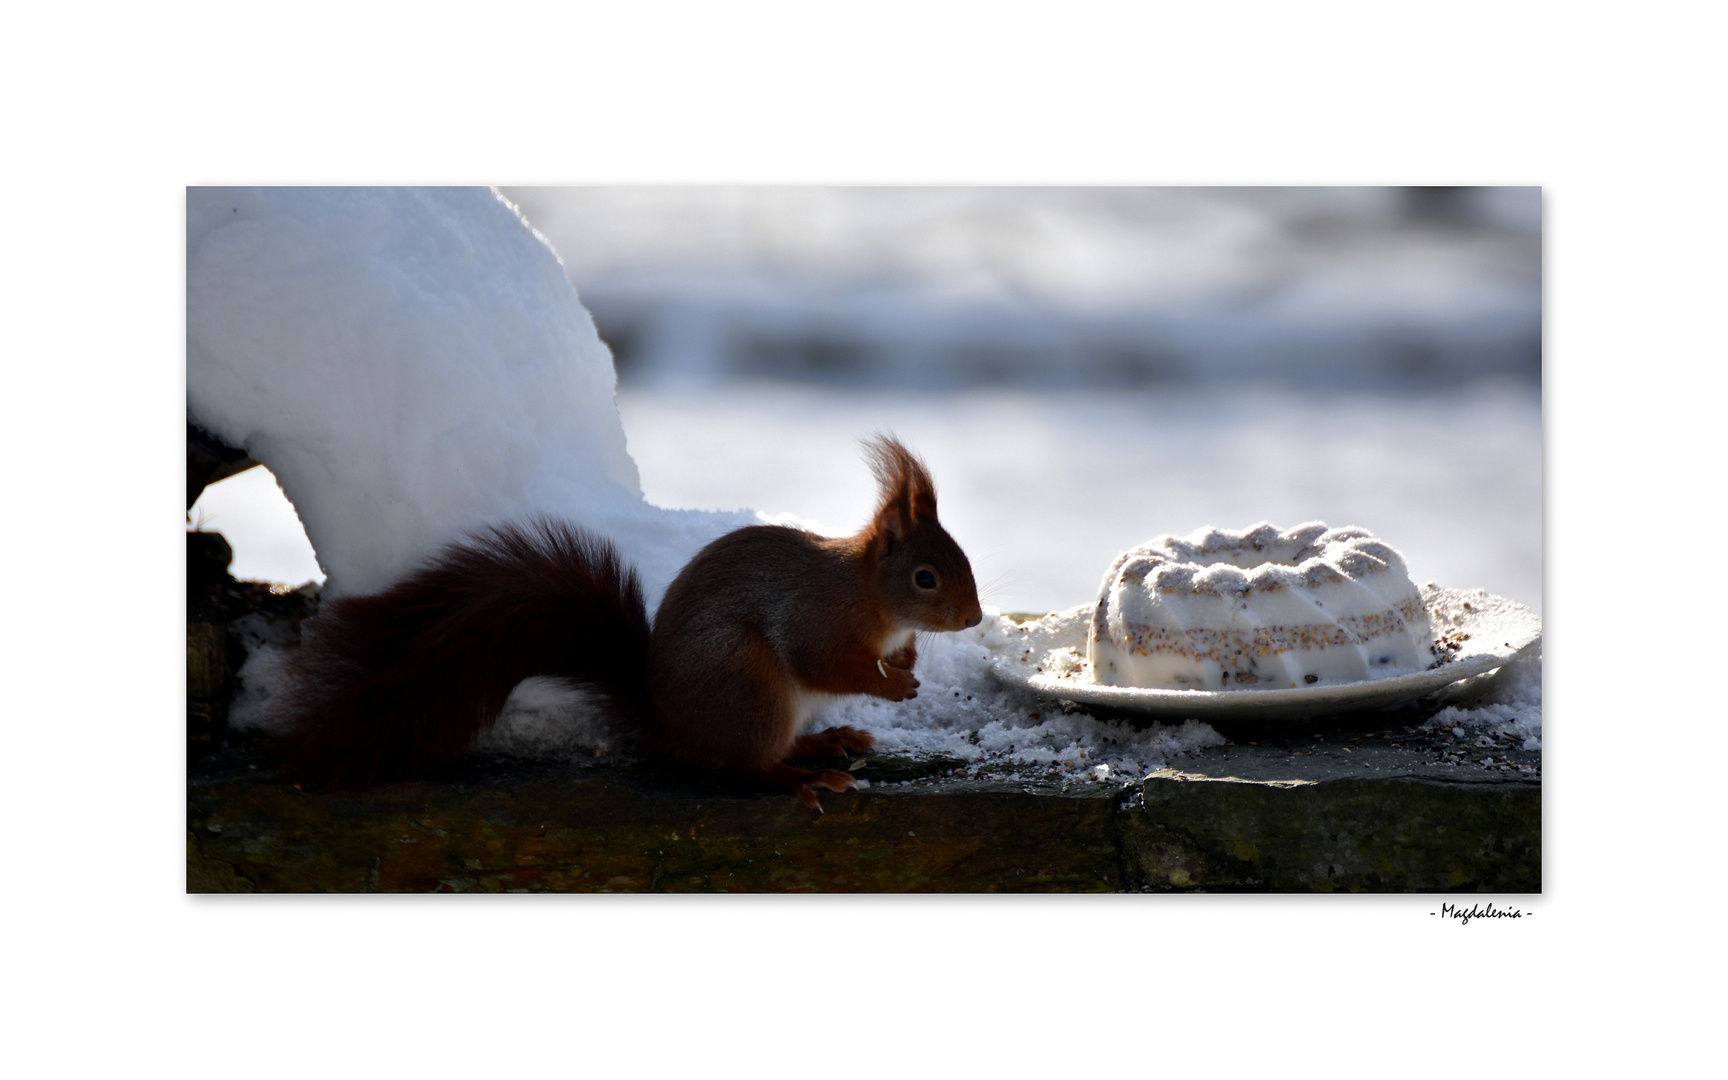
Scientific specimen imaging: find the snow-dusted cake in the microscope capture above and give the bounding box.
[1087,522,1435,690]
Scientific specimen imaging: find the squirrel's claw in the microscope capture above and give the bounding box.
[792,768,857,812]
[810,768,857,793]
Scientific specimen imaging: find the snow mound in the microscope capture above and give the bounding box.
[187,186,754,605]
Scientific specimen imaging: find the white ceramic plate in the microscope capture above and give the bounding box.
[990,586,1540,721]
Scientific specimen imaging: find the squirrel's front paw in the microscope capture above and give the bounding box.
[878,663,920,701]
[884,640,918,671]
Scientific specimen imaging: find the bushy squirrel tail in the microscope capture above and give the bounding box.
[281,519,651,788]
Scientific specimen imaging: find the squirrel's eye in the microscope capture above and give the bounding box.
[914,569,937,590]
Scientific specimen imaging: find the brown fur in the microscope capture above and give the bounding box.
[280,436,982,809]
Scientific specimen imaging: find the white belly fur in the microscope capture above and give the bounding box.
[879,627,915,657]
[790,689,840,735]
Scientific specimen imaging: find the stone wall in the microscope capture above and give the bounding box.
[186,532,1539,893]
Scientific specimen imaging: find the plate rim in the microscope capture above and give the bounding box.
[992,586,1540,720]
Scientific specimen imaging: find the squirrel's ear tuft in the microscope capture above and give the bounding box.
[875,493,912,543]
[864,435,938,529]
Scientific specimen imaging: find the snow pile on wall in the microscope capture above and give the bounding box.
[187,187,754,604]
[1425,645,1543,750]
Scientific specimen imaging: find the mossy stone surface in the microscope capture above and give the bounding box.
[188,753,1122,893]
[188,742,1538,893]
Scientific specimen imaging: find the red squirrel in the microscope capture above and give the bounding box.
[281,436,983,809]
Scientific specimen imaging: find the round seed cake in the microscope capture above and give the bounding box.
[1087,522,1436,691]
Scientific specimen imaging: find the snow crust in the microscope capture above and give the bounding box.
[1425,645,1543,750]
[225,595,318,736]
[807,619,1229,782]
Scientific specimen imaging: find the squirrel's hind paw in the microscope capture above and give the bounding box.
[828,725,876,754]
[795,769,857,811]
[743,761,858,811]
[877,665,920,701]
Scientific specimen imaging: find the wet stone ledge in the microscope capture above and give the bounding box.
[188,728,1539,893]
[1121,734,1540,892]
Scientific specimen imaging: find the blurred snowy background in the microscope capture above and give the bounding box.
[190,186,1541,616]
